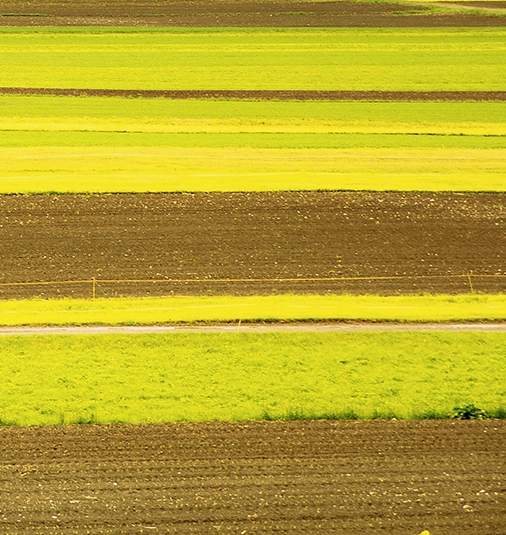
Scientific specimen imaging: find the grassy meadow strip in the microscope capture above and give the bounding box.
[0,294,504,326]
[1,95,504,192]
[0,146,504,193]
[0,28,504,91]
[0,331,504,425]
[1,95,505,134]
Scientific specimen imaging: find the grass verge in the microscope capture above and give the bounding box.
[0,294,505,326]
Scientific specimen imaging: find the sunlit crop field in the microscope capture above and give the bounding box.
[0,294,504,326]
[0,331,504,425]
[1,27,505,91]
[1,94,505,192]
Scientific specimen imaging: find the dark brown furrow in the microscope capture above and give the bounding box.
[2,87,506,101]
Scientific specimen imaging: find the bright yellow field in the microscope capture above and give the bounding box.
[3,116,506,136]
[1,146,505,193]
[0,294,504,326]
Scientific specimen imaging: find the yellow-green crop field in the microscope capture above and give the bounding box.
[0,294,505,326]
[1,28,504,91]
[0,331,504,426]
[0,25,504,424]
[0,27,505,193]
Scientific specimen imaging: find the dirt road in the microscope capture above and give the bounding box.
[0,323,505,336]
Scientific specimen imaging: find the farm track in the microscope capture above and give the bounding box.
[3,87,506,101]
[0,420,505,534]
[0,323,506,335]
[0,0,505,26]
[0,192,504,299]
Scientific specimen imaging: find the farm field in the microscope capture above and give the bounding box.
[0,27,504,192]
[1,1,505,532]
[0,192,503,298]
[1,294,505,326]
[0,420,504,535]
[0,331,505,425]
[1,28,505,91]
[0,0,505,26]
[1,94,505,192]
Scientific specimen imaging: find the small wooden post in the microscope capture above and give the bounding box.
[92,277,96,299]
[467,273,474,294]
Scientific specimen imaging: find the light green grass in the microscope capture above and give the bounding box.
[0,332,504,425]
[0,28,505,91]
[2,95,505,131]
[0,294,505,326]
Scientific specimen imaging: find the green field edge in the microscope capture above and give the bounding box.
[2,410,505,428]
[1,188,503,195]
[3,25,505,33]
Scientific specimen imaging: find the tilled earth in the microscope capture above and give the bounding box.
[0,192,503,298]
[3,88,506,101]
[0,0,504,26]
[0,420,505,534]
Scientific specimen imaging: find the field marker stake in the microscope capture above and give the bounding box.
[467,274,474,294]
[92,278,96,299]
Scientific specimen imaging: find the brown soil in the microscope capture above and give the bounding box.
[0,420,505,534]
[0,0,504,27]
[2,87,506,102]
[0,192,503,299]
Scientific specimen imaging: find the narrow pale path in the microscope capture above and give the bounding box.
[408,0,506,13]
[0,322,505,335]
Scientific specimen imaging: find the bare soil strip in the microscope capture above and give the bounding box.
[0,323,505,335]
[0,420,504,534]
[0,192,503,299]
[0,0,504,26]
[2,87,506,101]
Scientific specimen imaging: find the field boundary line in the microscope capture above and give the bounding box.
[0,273,504,298]
[2,88,506,101]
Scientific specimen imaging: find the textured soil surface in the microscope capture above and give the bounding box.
[0,420,505,534]
[0,192,504,298]
[0,0,504,26]
[2,88,506,102]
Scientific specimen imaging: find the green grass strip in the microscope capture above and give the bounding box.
[0,28,504,91]
[0,331,504,425]
[1,95,504,193]
[0,294,505,326]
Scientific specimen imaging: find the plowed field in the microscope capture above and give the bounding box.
[1,0,504,27]
[0,420,505,534]
[0,192,504,298]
